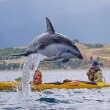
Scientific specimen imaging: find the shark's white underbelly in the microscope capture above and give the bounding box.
[38,44,66,57]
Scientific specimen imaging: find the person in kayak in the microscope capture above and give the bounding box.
[15,70,42,84]
[86,60,103,84]
[33,70,42,85]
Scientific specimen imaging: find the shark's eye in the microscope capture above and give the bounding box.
[67,50,71,53]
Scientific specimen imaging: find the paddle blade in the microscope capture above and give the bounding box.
[97,82,106,86]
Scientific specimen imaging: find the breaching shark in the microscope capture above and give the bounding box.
[12,17,83,63]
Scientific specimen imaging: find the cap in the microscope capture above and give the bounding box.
[92,60,99,66]
[90,66,95,70]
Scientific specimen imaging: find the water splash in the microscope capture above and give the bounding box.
[22,53,46,99]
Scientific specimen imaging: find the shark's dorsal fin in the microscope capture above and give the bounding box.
[46,17,55,34]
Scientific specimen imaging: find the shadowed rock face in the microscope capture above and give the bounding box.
[12,17,83,63]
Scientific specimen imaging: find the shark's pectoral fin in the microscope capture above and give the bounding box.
[61,59,69,63]
[44,56,60,61]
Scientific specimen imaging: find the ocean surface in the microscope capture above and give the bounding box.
[0,69,110,110]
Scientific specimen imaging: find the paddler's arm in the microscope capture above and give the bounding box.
[86,70,91,76]
[94,71,103,83]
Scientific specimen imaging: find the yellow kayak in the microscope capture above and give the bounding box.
[0,81,110,91]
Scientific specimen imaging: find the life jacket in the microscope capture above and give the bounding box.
[33,70,42,84]
[88,70,99,81]
[88,72,94,81]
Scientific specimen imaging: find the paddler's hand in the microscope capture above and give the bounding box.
[91,81,96,84]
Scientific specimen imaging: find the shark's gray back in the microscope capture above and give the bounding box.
[28,32,77,50]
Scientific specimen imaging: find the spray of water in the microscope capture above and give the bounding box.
[21,53,46,99]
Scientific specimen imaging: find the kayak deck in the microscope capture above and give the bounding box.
[0,81,110,91]
[31,82,110,91]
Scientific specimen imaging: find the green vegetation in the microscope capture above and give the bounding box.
[0,63,23,70]
[73,39,103,48]
[73,39,80,43]
[0,48,26,60]
[84,44,103,48]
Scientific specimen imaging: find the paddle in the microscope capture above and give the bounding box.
[44,81,63,85]
[44,81,106,86]
[79,81,106,86]
[78,81,92,84]
[96,82,106,86]
[44,81,90,85]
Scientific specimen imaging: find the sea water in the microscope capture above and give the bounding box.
[0,69,110,110]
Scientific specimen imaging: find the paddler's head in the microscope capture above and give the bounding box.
[92,60,100,71]
[34,70,42,78]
